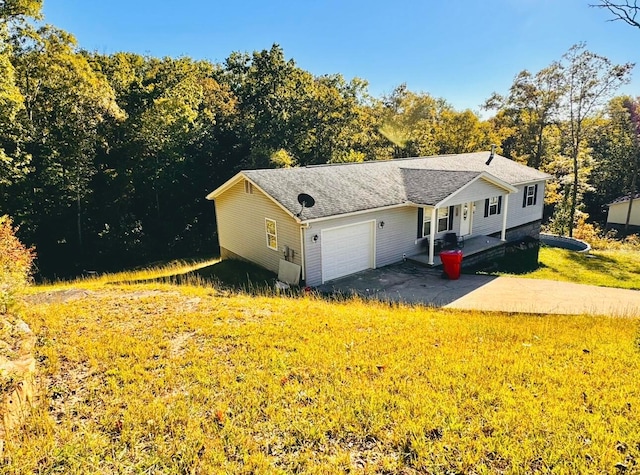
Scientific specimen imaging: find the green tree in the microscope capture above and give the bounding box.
[379,85,499,159]
[484,64,564,168]
[0,29,27,187]
[0,0,41,188]
[560,43,633,236]
[224,45,308,167]
[302,74,372,164]
[591,96,640,232]
[222,44,376,167]
[89,53,240,261]
[270,148,296,168]
[0,0,41,23]
[9,26,123,254]
[434,108,498,155]
[378,85,441,157]
[328,149,366,163]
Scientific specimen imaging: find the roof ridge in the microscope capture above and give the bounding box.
[304,152,492,169]
[399,167,481,173]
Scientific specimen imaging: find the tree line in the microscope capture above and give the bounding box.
[1,1,638,277]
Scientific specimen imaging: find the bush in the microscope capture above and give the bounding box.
[571,216,640,251]
[542,212,640,251]
[0,216,35,313]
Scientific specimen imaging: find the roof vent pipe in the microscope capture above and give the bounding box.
[485,144,496,165]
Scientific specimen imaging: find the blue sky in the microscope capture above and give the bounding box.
[42,0,639,113]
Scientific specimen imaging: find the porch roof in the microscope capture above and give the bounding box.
[402,169,480,205]
[402,169,517,207]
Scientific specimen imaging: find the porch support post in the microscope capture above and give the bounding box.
[501,194,509,241]
[428,207,437,265]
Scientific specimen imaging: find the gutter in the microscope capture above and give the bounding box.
[300,203,410,225]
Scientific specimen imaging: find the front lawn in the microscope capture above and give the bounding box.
[521,247,640,290]
[7,275,640,473]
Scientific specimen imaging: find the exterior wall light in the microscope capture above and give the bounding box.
[379,221,385,229]
[312,234,319,242]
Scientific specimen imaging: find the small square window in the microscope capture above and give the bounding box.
[265,218,277,250]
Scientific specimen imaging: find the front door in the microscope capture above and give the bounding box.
[459,202,472,236]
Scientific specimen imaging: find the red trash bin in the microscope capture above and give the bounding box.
[439,249,463,280]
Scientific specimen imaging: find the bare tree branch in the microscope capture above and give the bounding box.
[590,0,640,29]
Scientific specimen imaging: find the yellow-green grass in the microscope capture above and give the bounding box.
[30,258,278,294]
[517,247,640,290]
[6,277,640,474]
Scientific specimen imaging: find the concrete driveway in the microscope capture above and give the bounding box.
[316,262,640,317]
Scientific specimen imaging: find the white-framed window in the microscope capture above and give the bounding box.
[437,207,449,232]
[422,216,431,237]
[422,207,451,237]
[244,180,253,194]
[523,184,538,207]
[489,196,499,215]
[265,218,277,250]
[484,196,503,217]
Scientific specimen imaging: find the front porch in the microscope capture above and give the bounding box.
[408,234,505,268]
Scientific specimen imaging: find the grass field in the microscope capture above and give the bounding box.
[518,247,640,290]
[6,259,640,474]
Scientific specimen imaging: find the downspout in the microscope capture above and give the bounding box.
[501,194,509,241]
[299,224,309,282]
[428,207,437,265]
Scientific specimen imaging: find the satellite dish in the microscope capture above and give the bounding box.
[297,193,316,208]
[296,193,316,217]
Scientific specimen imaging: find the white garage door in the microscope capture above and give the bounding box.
[321,221,375,283]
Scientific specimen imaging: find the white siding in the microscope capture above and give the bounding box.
[472,181,545,236]
[608,200,640,225]
[440,179,506,207]
[215,180,302,274]
[506,181,546,229]
[304,207,421,286]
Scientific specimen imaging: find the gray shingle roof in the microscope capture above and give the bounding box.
[608,192,640,206]
[401,169,481,205]
[233,151,551,221]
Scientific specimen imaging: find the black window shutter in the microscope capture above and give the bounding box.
[417,208,424,238]
[498,196,503,214]
[523,186,528,208]
[448,206,454,230]
[534,184,538,206]
[484,199,489,217]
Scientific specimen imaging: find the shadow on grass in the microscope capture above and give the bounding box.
[565,251,635,283]
[108,259,363,302]
[563,250,617,272]
[111,259,278,292]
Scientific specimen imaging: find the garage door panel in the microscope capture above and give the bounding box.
[321,221,374,283]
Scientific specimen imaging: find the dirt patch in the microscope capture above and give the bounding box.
[25,288,94,305]
[24,288,194,305]
[45,359,93,424]
[168,331,198,358]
